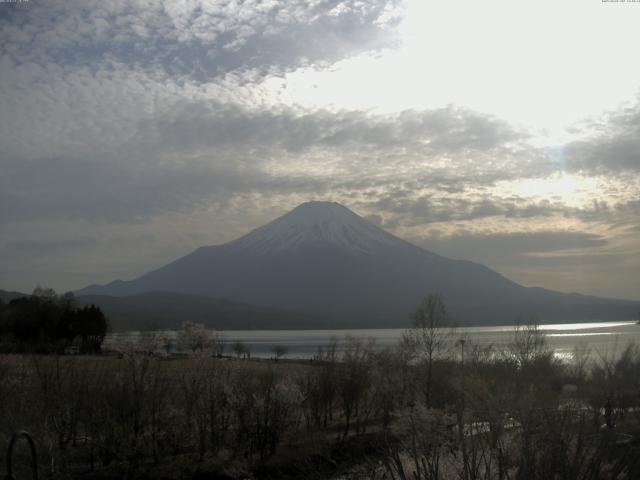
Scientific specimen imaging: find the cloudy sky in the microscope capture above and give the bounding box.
[1,0,639,300]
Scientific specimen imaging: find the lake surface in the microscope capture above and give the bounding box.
[104,320,640,362]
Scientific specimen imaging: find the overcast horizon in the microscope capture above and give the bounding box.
[1,0,639,301]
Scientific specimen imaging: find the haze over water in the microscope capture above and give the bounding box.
[105,320,640,362]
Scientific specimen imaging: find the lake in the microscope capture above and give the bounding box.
[104,320,640,362]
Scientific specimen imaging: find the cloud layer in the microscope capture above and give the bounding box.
[1,0,638,300]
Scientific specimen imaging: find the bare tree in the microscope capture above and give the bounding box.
[380,405,456,480]
[313,336,340,428]
[589,340,640,429]
[179,354,207,459]
[202,359,232,454]
[509,320,548,367]
[232,340,249,359]
[569,341,592,385]
[406,293,454,405]
[271,344,289,362]
[178,322,211,353]
[211,331,225,357]
[339,336,374,436]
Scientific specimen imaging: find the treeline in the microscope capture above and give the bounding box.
[0,287,108,353]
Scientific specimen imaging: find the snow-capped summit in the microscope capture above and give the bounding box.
[77,202,640,327]
[230,201,408,255]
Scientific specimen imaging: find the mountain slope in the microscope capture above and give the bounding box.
[0,289,30,303]
[75,292,328,331]
[77,201,640,326]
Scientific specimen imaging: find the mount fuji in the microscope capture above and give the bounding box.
[77,201,639,327]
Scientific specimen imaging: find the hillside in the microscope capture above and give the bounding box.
[75,292,327,331]
[0,289,29,303]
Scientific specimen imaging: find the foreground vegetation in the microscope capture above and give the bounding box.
[1,293,639,479]
[2,318,640,479]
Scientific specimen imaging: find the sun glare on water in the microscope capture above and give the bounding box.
[539,321,635,331]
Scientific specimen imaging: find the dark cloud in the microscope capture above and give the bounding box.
[0,102,534,224]
[146,102,526,155]
[416,231,609,260]
[367,188,640,229]
[1,0,402,80]
[565,97,640,173]
[369,195,569,227]
[0,154,330,224]
[0,94,635,232]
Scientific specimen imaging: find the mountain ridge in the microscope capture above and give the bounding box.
[76,201,640,326]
